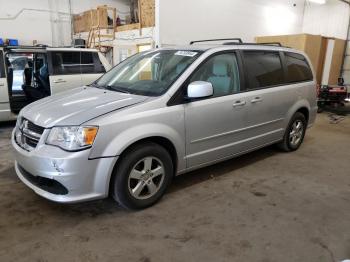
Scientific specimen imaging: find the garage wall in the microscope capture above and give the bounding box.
[302,0,350,40]
[0,0,130,46]
[0,0,68,46]
[302,0,350,85]
[158,0,306,46]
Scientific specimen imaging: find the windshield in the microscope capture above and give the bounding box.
[95,49,202,96]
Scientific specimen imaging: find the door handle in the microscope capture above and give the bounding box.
[0,83,4,87]
[232,100,246,107]
[251,97,263,103]
[53,79,66,83]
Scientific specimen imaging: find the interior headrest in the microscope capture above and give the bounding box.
[212,62,228,76]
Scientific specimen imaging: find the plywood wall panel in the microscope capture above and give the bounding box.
[328,39,346,85]
[140,0,155,28]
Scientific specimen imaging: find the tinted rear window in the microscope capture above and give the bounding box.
[51,51,81,75]
[0,51,5,78]
[285,52,313,83]
[80,52,95,74]
[243,51,284,89]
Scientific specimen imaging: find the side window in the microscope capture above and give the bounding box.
[80,52,95,74]
[0,51,5,78]
[285,52,313,83]
[243,51,284,89]
[189,53,240,97]
[51,51,81,75]
[93,53,106,73]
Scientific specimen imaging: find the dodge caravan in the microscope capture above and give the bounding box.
[0,46,111,122]
[12,39,317,209]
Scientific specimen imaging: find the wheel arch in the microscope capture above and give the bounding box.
[296,107,309,124]
[107,135,180,195]
[285,100,311,128]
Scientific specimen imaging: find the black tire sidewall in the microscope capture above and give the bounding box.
[286,113,306,151]
[112,143,173,210]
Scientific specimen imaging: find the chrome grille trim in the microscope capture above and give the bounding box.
[15,118,45,151]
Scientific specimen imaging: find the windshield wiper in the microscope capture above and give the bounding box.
[89,83,130,94]
[106,85,130,94]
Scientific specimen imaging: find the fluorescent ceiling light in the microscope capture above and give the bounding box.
[308,0,327,4]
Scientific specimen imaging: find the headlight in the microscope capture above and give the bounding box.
[46,126,98,151]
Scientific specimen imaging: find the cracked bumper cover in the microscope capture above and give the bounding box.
[12,130,117,203]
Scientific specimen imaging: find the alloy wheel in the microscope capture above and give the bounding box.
[128,157,165,200]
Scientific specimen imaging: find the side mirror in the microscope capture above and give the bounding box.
[187,81,213,99]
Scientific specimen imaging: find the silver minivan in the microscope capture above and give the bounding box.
[12,39,317,209]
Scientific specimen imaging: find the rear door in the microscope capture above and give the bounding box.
[48,50,83,94]
[240,50,296,148]
[0,48,11,120]
[80,51,106,86]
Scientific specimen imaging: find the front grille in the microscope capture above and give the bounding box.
[15,118,45,151]
[18,165,68,195]
[27,121,45,135]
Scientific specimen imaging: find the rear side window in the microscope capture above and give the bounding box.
[284,52,313,83]
[51,51,81,75]
[0,51,5,78]
[80,52,95,74]
[243,51,284,89]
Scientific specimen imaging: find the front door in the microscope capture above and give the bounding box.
[184,52,249,168]
[0,49,11,121]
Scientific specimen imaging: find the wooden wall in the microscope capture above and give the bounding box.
[140,0,155,28]
[328,39,346,85]
[73,8,108,33]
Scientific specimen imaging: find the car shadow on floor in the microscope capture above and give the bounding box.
[169,145,278,194]
[61,145,279,215]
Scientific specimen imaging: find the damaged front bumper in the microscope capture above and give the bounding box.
[12,130,116,203]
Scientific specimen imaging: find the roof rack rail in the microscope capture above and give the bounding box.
[258,42,282,47]
[190,38,243,45]
[222,42,287,48]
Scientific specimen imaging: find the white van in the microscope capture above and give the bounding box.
[0,46,111,122]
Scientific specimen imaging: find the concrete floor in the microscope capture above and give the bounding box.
[0,113,350,262]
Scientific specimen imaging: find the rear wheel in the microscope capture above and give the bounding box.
[111,142,173,210]
[278,112,306,152]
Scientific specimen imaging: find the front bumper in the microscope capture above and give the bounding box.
[12,130,117,203]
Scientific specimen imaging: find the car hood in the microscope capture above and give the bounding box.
[21,86,149,127]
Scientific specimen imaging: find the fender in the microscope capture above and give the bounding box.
[90,122,187,173]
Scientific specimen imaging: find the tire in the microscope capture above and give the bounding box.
[111,142,173,210]
[278,112,307,152]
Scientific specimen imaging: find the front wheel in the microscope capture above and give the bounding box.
[278,112,307,152]
[111,142,173,210]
